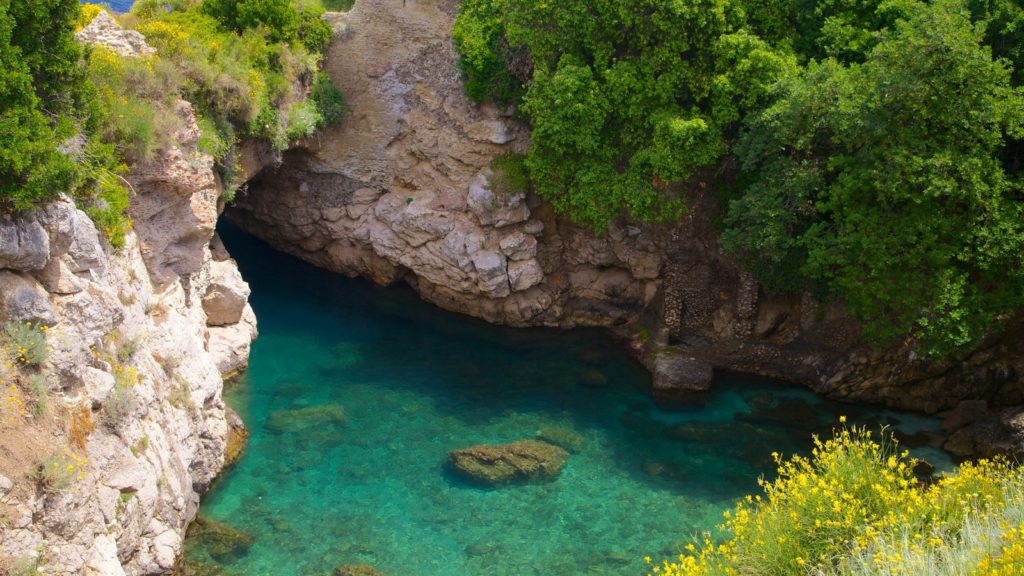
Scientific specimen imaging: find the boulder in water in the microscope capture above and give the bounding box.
[651,352,713,408]
[447,440,569,486]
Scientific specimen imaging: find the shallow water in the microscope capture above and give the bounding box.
[186,225,952,576]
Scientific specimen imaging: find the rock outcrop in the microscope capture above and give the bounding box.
[228,0,663,329]
[0,102,256,574]
[76,11,156,58]
[447,440,569,486]
[651,352,713,408]
[227,0,1023,447]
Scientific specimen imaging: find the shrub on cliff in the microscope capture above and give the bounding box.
[2,321,48,368]
[648,424,1024,575]
[311,72,347,126]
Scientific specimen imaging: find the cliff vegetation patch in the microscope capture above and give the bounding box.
[0,0,346,247]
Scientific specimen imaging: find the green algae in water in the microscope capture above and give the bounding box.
[186,225,953,576]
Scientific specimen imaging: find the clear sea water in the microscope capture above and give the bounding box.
[186,225,952,575]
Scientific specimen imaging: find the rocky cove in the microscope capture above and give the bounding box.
[0,0,1021,574]
[181,223,955,575]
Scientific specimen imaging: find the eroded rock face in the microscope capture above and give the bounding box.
[228,0,663,328]
[447,440,569,486]
[0,103,256,574]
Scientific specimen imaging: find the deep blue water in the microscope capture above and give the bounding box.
[85,0,134,12]
[185,225,952,575]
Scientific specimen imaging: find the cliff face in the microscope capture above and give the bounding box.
[0,99,256,574]
[228,0,1022,448]
[228,0,665,329]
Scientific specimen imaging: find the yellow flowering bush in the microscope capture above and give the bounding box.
[2,321,48,367]
[31,450,88,493]
[0,382,28,426]
[649,424,1024,576]
[76,3,104,31]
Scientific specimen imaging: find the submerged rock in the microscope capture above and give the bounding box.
[536,425,586,453]
[651,352,713,408]
[447,440,569,486]
[224,407,249,469]
[265,404,348,434]
[187,516,254,564]
[172,556,244,576]
[579,369,609,387]
[334,564,385,576]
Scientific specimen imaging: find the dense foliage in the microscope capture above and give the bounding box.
[455,0,1024,356]
[649,425,1024,575]
[1,0,344,247]
[0,0,87,210]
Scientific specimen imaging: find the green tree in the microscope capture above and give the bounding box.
[723,0,1024,356]
[0,0,85,210]
[455,0,794,230]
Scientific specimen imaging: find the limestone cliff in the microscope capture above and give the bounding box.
[0,100,256,574]
[228,0,1022,455]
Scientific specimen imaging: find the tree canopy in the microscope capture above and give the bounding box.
[455,0,1024,356]
[0,0,85,210]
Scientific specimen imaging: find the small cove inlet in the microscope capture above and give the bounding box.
[184,224,952,576]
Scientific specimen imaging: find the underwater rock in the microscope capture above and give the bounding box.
[536,425,586,453]
[736,399,820,432]
[265,404,348,434]
[579,369,609,387]
[187,516,254,564]
[464,542,503,557]
[447,440,569,486]
[224,407,249,469]
[333,564,385,576]
[171,556,244,576]
[651,352,713,408]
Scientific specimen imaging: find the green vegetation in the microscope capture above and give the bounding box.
[648,425,1024,575]
[316,0,355,11]
[30,450,87,493]
[454,0,1024,356]
[2,321,48,368]
[489,152,529,198]
[724,1,1024,356]
[1,0,343,246]
[26,374,48,417]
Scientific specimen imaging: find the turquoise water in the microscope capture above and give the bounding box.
[186,226,952,576]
